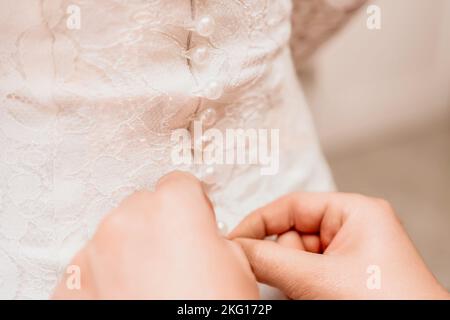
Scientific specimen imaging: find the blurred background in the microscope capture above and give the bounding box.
[301,0,450,289]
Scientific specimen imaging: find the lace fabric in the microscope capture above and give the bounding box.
[0,0,363,299]
[290,0,367,70]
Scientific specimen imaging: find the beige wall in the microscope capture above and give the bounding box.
[305,1,450,287]
[305,0,450,155]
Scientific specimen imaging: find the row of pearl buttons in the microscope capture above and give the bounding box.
[188,10,222,183]
[186,14,224,101]
[193,107,229,234]
[181,6,232,236]
[188,12,228,235]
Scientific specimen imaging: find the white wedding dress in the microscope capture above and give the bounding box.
[0,0,364,299]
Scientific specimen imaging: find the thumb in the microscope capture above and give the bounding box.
[155,170,217,232]
[234,238,332,299]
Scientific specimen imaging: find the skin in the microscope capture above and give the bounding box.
[53,171,259,299]
[53,172,449,300]
[229,192,450,300]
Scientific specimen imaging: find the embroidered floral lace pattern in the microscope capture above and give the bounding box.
[0,0,366,299]
[290,0,366,70]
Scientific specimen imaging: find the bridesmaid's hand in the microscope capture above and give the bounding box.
[53,171,258,299]
[230,192,449,300]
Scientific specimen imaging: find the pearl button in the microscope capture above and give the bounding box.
[190,45,210,66]
[217,220,228,236]
[196,15,216,37]
[197,165,217,184]
[197,107,217,127]
[203,81,223,100]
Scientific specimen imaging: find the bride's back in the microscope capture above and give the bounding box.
[0,0,364,299]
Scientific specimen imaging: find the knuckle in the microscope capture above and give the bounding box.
[336,191,367,207]
[373,198,399,223]
[157,171,204,198]
[337,193,382,219]
[374,198,394,212]
[358,196,397,221]
[343,192,372,203]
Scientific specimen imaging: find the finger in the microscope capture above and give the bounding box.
[229,193,346,246]
[277,230,305,250]
[113,171,211,219]
[300,234,322,254]
[155,170,217,230]
[235,238,332,299]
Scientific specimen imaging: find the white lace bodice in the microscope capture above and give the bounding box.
[0,0,364,299]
